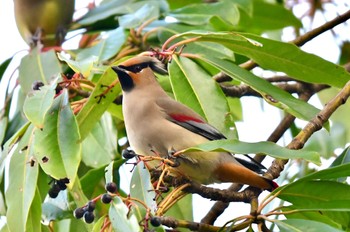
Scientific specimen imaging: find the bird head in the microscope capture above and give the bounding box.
[112,56,168,92]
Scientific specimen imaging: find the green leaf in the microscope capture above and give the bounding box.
[165,194,193,221]
[109,196,141,232]
[76,68,122,140]
[130,162,156,215]
[34,90,81,181]
[0,57,12,81]
[295,162,350,182]
[58,53,98,78]
[181,31,350,88]
[283,206,349,231]
[26,188,42,232]
[119,3,159,28]
[5,124,39,232]
[77,0,166,25]
[237,0,302,32]
[169,0,239,26]
[183,139,320,165]
[82,114,117,168]
[23,85,55,128]
[77,27,126,63]
[169,56,233,135]
[0,116,7,145]
[104,159,126,189]
[81,165,106,199]
[331,146,350,168]
[199,55,320,121]
[18,48,61,94]
[0,122,31,181]
[278,180,350,211]
[276,219,344,232]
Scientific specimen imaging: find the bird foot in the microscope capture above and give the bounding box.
[166,149,180,167]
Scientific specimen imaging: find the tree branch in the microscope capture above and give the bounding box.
[267,80,350,179]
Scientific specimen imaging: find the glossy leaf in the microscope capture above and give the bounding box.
[183,139,320,165]
[130,162,156,214]
[277,180,350,211]
[26,188,42,232]
[77,0,166,25]
[76,68,121,140]
[18,48,61,94]
[169,56,233,135]
[276,219,344,232]
[0,116,7,145]
[82,115,117,168]
[283,206,349,231]
[34,90,81,181]
[23,85,55,128]
[331,146,350,168]
[0,57,12,81]
[169,0,239,26]
[119,3,159,28]
[109,196,141,232]
[176,31,350,88]
[104,159,126,189]
[166,194,193,222]
[77,27,126,63]
[5,124,38,232]
[200,55,320,120]
[237,0,301,32]
[58,53,98,78]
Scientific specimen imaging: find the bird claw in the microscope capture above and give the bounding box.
[166,149,180,167]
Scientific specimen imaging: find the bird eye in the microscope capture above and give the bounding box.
[133,65,142,73]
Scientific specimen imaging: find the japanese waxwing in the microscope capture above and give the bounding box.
[112,55,278,191]
[14,0,75,47]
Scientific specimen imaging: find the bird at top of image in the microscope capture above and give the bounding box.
[112,55,278,191]
[13,0,75,49]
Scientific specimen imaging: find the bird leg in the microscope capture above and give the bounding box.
[166,149,180,167]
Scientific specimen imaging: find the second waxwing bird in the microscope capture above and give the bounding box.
[112,56,278,191]
[14,0,75,47]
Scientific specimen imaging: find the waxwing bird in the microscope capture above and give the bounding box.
[14,0,75,47]
[112,56,278,191]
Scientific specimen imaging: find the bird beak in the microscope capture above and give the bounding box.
[111,66,127,75]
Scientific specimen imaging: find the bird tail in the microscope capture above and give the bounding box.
[214,163,278,191]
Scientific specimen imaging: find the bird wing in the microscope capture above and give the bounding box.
[156,97,226,141]
[156,96,267,172]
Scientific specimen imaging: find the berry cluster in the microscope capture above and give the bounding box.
[48,178,70,198]
[73,182,118,224]
[73,201,96,224]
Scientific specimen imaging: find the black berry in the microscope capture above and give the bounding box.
[105,182,117,193]
[57,180,67,190]
[87,201,96,212]
[48,184,60,198]
[150,217,161,227]
[55,85,63,95]
[101,193,113,204]
[73,207,85,219]
[32,81,44,90]
[122,149,136,159]
[83,211,95,224]
[60,178,70,184]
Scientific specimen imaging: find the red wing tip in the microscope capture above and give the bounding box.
[271,181,279,190]
[169,113,204,123]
